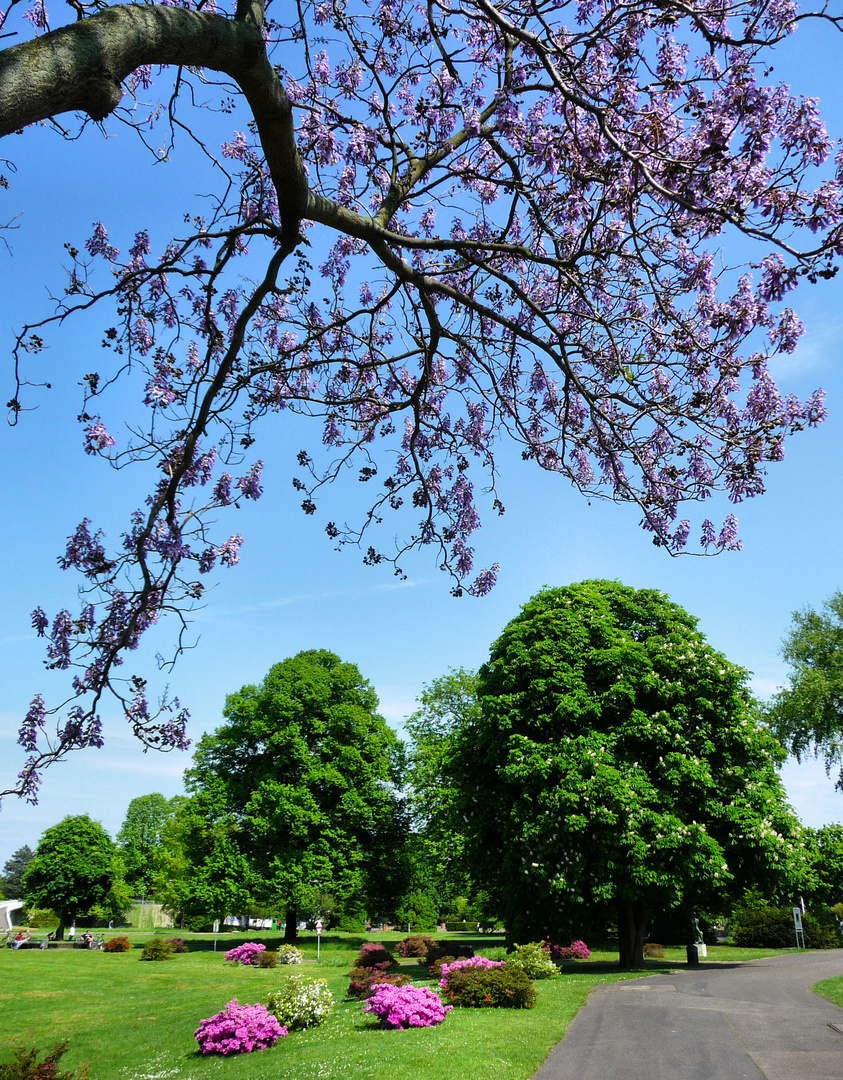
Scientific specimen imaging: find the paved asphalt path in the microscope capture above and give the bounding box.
[532,950,843,1080]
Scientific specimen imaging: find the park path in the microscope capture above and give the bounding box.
[532,950,843,1080]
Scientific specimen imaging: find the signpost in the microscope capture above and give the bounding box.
[792,906,805,949]
[316,919,323,960]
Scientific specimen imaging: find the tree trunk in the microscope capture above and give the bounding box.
[283,906,298,943]
[617,900,650,969]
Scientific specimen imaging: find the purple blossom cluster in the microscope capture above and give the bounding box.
[5,0,840,799]
[363,983,452,1029]
[550,940,591,961]
[194,999,286,1055]
[224,941,266,965]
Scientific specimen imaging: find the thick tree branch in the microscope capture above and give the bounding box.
[0,4,309,231]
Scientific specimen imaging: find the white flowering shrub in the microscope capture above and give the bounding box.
[266,975,334,1030]
[276,944,304,965]
[506,942,558,980]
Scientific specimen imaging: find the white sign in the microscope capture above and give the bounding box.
[792,907,803,930]
[315,920,323,936]
[213,919,220,934]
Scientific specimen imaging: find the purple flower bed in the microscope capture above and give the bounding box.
[550,940,591,960]
[224,941,266,965]
[194,999,286,1055]
[364,983,452,1029]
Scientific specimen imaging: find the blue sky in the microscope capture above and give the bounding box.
[1,8,843,869]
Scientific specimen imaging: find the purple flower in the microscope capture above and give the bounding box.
[84,422,115,456]
[195,999,285,1055]
[364,984,452,1029]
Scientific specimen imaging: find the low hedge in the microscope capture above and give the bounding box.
[442,963,536,1009]
[731,906,841,949]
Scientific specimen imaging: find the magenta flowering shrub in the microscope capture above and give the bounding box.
[438,956,504,988]
[194,999,286,1055]
[364,983,452,1029]
[551,940,591,961]
[224,941,266,965]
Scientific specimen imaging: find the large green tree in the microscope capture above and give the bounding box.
[116,793,180,896]
[185,650,408,940]
[404,668,480,913]
[22,816,117,939]
[450,581,808,968]
[1,845,34,900]
[766,591,843,786]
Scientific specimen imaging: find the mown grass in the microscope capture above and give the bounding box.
[813,973,843,1007]
[0,933,782,1080]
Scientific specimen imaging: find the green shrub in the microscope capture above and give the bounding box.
[266,974,334,1030]
[103,936,132,953]
[336,914,367,933]
[140,937,175,961]
[804,909,843,949]
[0,1042,89,1080]
[21,909,56,929]
[257,950,277,968]
[506,942,557,980]
[730,906,841,949]
[443,964,536,1009]
[276,944,304,965]
[396,934,439,959]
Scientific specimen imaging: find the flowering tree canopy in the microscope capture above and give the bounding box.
[0,0,838,798]
[448,581,809,968]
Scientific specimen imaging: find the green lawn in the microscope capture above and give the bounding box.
[0,934,782,1080]
[813,974,843,1007]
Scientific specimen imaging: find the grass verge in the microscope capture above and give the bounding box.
[813,973,843,1007]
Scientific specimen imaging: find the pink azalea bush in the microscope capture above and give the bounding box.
[224,941,266,965]
[550,940,591,961]
[194,999,286,1055]
[438,956,504,988]
[364,983,452,1029]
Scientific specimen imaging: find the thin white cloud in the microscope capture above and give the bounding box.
[769,314,843,381]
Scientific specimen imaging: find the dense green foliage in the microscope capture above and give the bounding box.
[802,824,843,907]
[140,937,175,961]
[404,669,480,912]
[731,906,841,949]
[443,964,537,1009]
[766,591,843,784]
[184,651,408,938]
[394,890,438,932]
[450,581,809,968]
[1,846,33,901]
[116,794,181,896]
[22,816,117,940]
